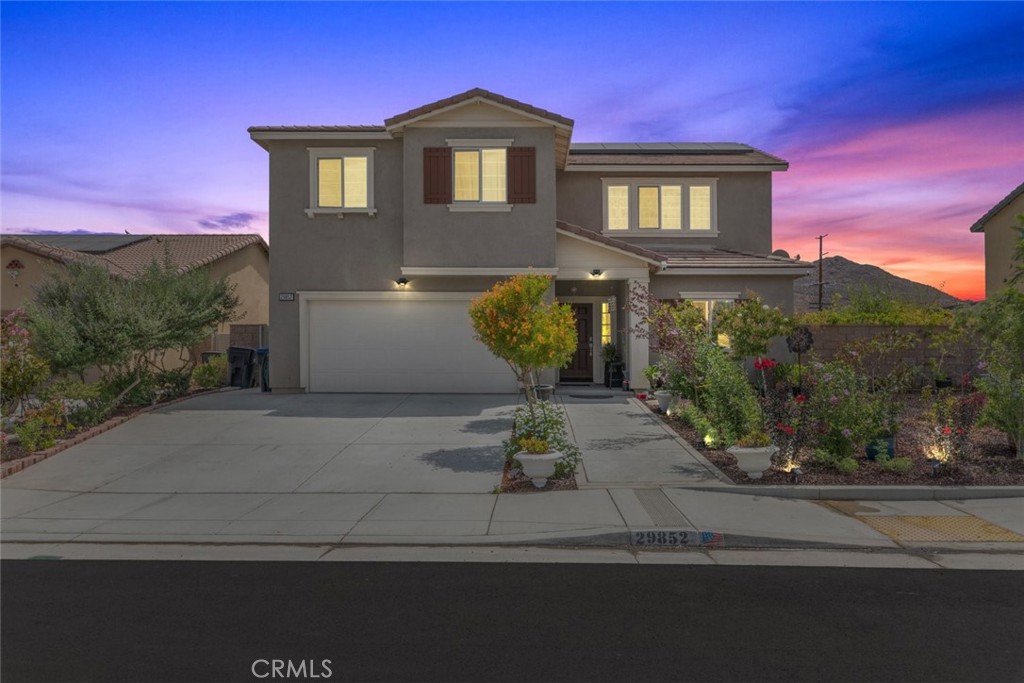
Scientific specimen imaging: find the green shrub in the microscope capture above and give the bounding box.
[834,457,859,475]
[193,356,228,389]
[804,359,880,458]
[13,419,50,453]
[881,457,913,474]
[12,400,69,453]
[797,285,952,326]
[813,448,859,475]
[693,341,759,447]
[155,369,191,400]
[40,378,109,429]
[1,310,50,415]
[679,403,724,449]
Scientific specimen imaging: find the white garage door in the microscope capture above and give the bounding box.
[306,296,518,393]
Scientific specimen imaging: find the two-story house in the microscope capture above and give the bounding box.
[249,88,810,394]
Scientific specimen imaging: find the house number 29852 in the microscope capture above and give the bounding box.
[631,530,692,546]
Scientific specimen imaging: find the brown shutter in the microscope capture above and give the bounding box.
[507,147,536,204]
[423,147,452,204]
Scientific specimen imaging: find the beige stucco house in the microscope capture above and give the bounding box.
[248,88,810,393]
[970,181,1024,298]
[1,234,269,359]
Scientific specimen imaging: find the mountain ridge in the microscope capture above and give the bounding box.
[793,255,964,313]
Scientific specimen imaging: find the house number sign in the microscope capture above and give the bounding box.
[278,292,296,302]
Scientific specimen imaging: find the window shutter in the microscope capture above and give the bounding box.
[507,147,536,204]
[423,147,452,204]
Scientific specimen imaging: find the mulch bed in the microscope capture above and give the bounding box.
[499,460,578,493]
[644,395,1024,486]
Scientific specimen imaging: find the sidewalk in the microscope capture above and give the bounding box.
[1,389,1022,567]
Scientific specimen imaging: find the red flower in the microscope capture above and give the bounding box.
[794,394,807,404]
[942,426,952,435]
[754,357,777,370]
[775,421,795,435]
[956,427,966,435]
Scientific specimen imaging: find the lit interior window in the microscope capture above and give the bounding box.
[317,159,342,208]
[690,185,711,230]
[601,301,612,345]
[454,150,480,201]
[607,185,629,230]
[638,186,660,229]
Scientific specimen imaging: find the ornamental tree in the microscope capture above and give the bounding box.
[469,273,576,403]
[714,292,792,360]
[28,258,240,381]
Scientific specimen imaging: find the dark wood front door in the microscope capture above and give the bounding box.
[562,304,593,380]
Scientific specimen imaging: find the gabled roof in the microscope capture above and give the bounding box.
[970,181,1024,233]
[384,87,574,129]
[1,234,268,277]
[555,220,666,267]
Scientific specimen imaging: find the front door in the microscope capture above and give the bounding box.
[562,304,593,381]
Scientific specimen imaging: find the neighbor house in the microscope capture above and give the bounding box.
[970,181,1024,298]
[1,233,270,359]
[248,88,810,393]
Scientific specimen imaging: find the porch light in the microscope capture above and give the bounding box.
[590,269,603,277]
[395,277,409,287]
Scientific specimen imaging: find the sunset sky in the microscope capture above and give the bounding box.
[3,2,1023,300]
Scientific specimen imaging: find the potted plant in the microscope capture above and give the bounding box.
[602,343,620,387]
[514,436,561,488]
[727,430,778,480]
[643,364,674,412]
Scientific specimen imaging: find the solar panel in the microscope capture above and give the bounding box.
[10,234,149,253]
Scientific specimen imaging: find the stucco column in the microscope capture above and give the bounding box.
[625,276,650,390]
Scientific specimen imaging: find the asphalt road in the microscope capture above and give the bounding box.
[2,559,1022,683]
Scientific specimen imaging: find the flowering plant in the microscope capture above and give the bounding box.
[803,359,880,459]
[1,309,50,416]
[927,392,985,465]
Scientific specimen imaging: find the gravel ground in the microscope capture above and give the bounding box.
[646,395,1024,486]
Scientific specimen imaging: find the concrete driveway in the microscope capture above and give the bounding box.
[1,388,731,547]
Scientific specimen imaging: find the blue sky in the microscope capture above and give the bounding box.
[3,1,1023,298]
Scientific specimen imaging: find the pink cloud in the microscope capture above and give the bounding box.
[773,103,1024,301]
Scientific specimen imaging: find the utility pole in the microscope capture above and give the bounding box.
[816,234,829,310]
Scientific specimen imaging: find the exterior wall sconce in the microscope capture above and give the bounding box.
[590,269,603,277]
[395,277,409,287]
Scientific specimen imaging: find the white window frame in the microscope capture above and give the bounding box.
[305,147,376,218]
[602,177,717,235]
[446,138,513,213]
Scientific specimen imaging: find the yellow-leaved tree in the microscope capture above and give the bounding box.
[468,273,576,403]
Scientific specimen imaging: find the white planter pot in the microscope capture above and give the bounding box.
[515,450,562,488]
[654,391,673,412]
[726,445,778,480]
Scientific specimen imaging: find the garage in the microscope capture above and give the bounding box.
[302,292,518,393]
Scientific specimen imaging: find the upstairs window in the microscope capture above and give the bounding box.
[603,178,716,233]
[306,148,375,217]
[424,142,535,210]
[454,148,506,202]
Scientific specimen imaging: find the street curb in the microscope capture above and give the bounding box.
[1,387,238,480]
[676,484,1024,501]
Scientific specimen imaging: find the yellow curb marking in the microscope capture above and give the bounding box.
[856,515,1024,543]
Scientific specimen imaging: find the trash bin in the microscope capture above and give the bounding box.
[227,346,256,388]
[256,347,270,392]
